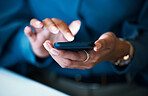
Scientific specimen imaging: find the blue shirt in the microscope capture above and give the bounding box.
[0,0,148,86]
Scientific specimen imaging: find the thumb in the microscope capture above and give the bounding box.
[69,20,81,36]
[94,32,116,51]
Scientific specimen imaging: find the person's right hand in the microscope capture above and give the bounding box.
[24,18,81,58]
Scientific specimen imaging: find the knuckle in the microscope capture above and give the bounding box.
[52,18,64,25]
[43,18,53,26]
[44,18,50,21]
[51,18,62,22]
[51,18,57,21]
[57,21,64,26]
[64,29,71,33]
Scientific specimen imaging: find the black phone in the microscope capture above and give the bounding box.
[54,42,95,51]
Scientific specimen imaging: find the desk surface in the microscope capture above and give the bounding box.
[0,68,69,96]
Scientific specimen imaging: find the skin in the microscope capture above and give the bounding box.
[24,18,130,69]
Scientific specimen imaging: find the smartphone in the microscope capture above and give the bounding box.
[54,42,95,51]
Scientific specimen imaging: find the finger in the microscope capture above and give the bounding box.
[43,40,61,56]
[51,54,86,69]
[43,40,93,69]
[67,60,95,69]
[43,40,87,61]
[43,40,53,52]
[43,40,94,69]
[94,39,104,51]
[94,40,102,52]
[94,32,116,51]
[43,41,86,69]
[51,49,101,69]
[30,19,43,34]
[24,26,35,42]
[52,49,88,61]
[43,40,89,61]
[51,18,74,41]
[56,57,95,69]
[43,18,59,34]
[30,18,43,29]
[50,52,87,69]
[69,20,81,36]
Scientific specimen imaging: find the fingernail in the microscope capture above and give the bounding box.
[51,26,59,34]
[94,43,102,51]
[50,49,59,55]
[65,33,74,41]
[25,26,30,32]
[35,21,43,28]
[43,41,51,52]
[75,20,81,24]
[94,46,97,51]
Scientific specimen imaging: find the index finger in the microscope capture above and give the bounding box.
[43,18,59,34]
[52,18,74,41]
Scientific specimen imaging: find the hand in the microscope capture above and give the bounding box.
[24,18,81,58]
[43,32,130,69]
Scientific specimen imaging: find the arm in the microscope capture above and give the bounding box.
[111,0,148,74]
[0,0,81,67]
[43,1,148,75]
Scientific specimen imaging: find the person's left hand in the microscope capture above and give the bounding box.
[43,32,130,69]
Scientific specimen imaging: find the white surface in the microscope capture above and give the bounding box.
[0,68,69,96]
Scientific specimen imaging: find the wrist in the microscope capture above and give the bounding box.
[113,38,134,66]
[109,38,130,62]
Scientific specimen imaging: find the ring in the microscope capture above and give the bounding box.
[83,50,90,62]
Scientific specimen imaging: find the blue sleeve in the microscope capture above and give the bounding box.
[0,0,52,67]
[111,1,148,74]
